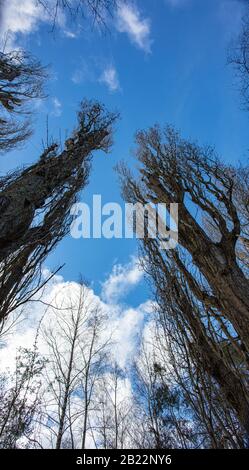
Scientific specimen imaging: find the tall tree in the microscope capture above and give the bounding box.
[131,333,193,449]
[79,306,110,450]
[39,283,111,449]
[95,362,132,449]
[153,278,246,449]
[0,100,118,325]
[118,125,249,442]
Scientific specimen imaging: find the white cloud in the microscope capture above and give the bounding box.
[116,3,152,52]
[0,257,149,373]
[1,0,47,48]
[1,0,65,48]
[110,300,154,368]
[72,60,121,92]
[101,257,144,304]
[1,0,44,35]
[71,58,96,84]
[99,65,120,92]
[71,68,86,85]
[63,29,77,39]
[51,97,62,117]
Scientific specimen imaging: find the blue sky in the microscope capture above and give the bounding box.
[1,0,248,306]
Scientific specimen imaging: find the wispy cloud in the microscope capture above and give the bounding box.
[116,3,152,53]
[99,65,120,92]
[71,58,95,84]
[63,29,77,39]
[51,97,62,117]
[71,59,121,92]
[71,68,86,85]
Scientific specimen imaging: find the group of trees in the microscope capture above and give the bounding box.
[0,0,249,450]
[0,283,133,449]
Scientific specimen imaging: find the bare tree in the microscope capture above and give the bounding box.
[0,50,47,153]
[0,346,45,448]
[39,283,111,449]
[95,362,132,449]
[0,100,118,325]
[153,276,246,449]
[130,327,199,450]
[78,306,110,449]
[37,0,118,28]
[118,125,249,443]
[228,7,249,109]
